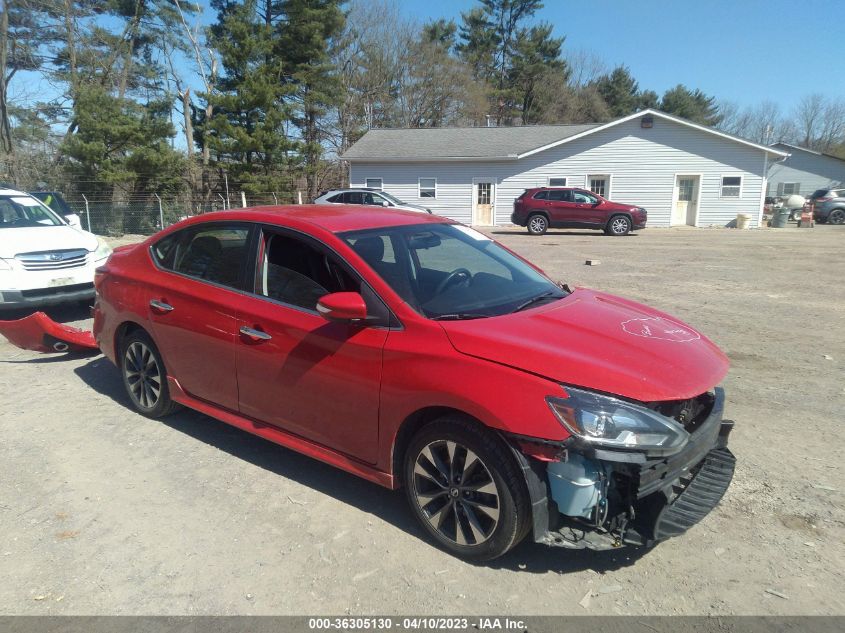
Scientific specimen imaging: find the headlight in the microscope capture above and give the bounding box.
[546,386,688,454]
[91,239,112,261]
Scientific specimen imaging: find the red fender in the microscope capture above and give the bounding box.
[0,312,98,353]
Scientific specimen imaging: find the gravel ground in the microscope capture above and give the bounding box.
[1,223,843,616]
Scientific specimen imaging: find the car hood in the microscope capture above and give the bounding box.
[439,288,729,402]
[0,225,98,258]
[397,203,430,213]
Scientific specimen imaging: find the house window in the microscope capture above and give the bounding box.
[365,178,382,190]
[548,177,567,187]
[588,175,610,197]
[778,182,800,196]
[721,176,742,198]
[418,177,436,198]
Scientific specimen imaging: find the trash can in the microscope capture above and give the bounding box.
[771,208,790,228]
[736,213,751,229]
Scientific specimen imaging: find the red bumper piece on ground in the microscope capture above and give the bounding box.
[0,312,98,353]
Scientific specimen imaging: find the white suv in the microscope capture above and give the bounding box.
[314,188,432,214]
[0,187,112,310]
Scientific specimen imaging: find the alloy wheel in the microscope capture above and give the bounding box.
[829,209,845,224]
[124,341,162,409]
[411,440,501,546]
[528,216,547,234]
[611,217,630,234]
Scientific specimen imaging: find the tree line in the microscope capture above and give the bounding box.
[1,0,843,215]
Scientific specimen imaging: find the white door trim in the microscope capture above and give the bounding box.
[672,172,704,227]
[471,177,497,226]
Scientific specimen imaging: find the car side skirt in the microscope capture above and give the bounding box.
[166,376,396,489]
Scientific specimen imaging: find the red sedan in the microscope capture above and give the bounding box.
[93,205,735,560]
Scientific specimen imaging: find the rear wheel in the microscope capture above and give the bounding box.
[606,214,631,236]
[829,209,845,224]
[403,417,531,561]
[120,330,178,418]
[527,214,548,235]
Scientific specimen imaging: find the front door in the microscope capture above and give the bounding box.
[473,180,494,225]
[673,176,699,226]
[146,223,251,412]
[234,228,388,464]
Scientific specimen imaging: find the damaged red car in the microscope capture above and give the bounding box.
[91,206,735,561]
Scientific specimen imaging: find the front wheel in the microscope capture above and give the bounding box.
[606,215,632,236]
[403,418,531,561]
[527,214,548,235]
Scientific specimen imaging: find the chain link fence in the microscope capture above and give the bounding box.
[63,192,309,237]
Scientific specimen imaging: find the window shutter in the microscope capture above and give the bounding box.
[795,183,800,195]
[776,183,784,196]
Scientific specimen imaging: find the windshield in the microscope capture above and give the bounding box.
[342,223,566,319]
[0,195,65,228]
[378,191,405,205]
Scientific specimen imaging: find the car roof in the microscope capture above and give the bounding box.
[0,187,30,197]
[174,204,452,234]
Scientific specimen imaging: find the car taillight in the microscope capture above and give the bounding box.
[817,197,832,202]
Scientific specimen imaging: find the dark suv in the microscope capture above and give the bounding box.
[512,187,647,236]
[809,188,845,224]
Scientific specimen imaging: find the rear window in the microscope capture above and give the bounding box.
[810,189,830,199]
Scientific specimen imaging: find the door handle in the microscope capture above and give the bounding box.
[239,326,272,342]
[149,299,174,312]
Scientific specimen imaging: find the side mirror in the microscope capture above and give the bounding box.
[65,213,82,228]
[316,292,368,323]
[378,200,389,207]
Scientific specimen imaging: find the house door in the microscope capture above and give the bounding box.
[473,180,494,225]
[673,176,699,226]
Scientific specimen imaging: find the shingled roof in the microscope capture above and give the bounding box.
[341,109,789,162]
[341,123,599,161]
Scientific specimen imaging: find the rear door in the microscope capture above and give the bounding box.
[234,226,390,463]
[146,223,253,411]
[546,189,577,223]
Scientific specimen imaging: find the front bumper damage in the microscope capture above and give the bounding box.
[512,387,735,550]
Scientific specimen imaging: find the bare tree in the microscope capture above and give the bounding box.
[565,47,607,88]
[795,93,825,148]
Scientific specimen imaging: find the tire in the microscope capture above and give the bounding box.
[828,209,845,225]
[606,214,631,236]
[120,329,179,419]
[526,214,548,235]
[403,417,531,561]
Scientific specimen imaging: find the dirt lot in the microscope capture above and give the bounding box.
[1,224,843,616]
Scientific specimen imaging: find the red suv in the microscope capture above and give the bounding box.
[91,205,733,561]
[512,187,647,236]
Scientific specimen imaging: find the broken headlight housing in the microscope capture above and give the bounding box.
[547,386,689,455]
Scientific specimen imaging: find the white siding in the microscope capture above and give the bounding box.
[350,117,769,228]
[766,149,845,197]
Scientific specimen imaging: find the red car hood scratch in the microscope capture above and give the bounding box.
[0,312,98,353]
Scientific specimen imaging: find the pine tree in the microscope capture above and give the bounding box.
[277,0,345,200]
[661,84,721,126]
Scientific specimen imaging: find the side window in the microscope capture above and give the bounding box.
[171,225,250,288]
[258,232,358,311]
[547,190,571,202]
[345,192,364,205]
[151,233,179,267]
[573,190,597,204]
[533,191,548,200]
[326,193,343,203]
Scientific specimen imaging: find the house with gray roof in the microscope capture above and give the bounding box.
[341,109,788,229]
[766,142,845,198]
